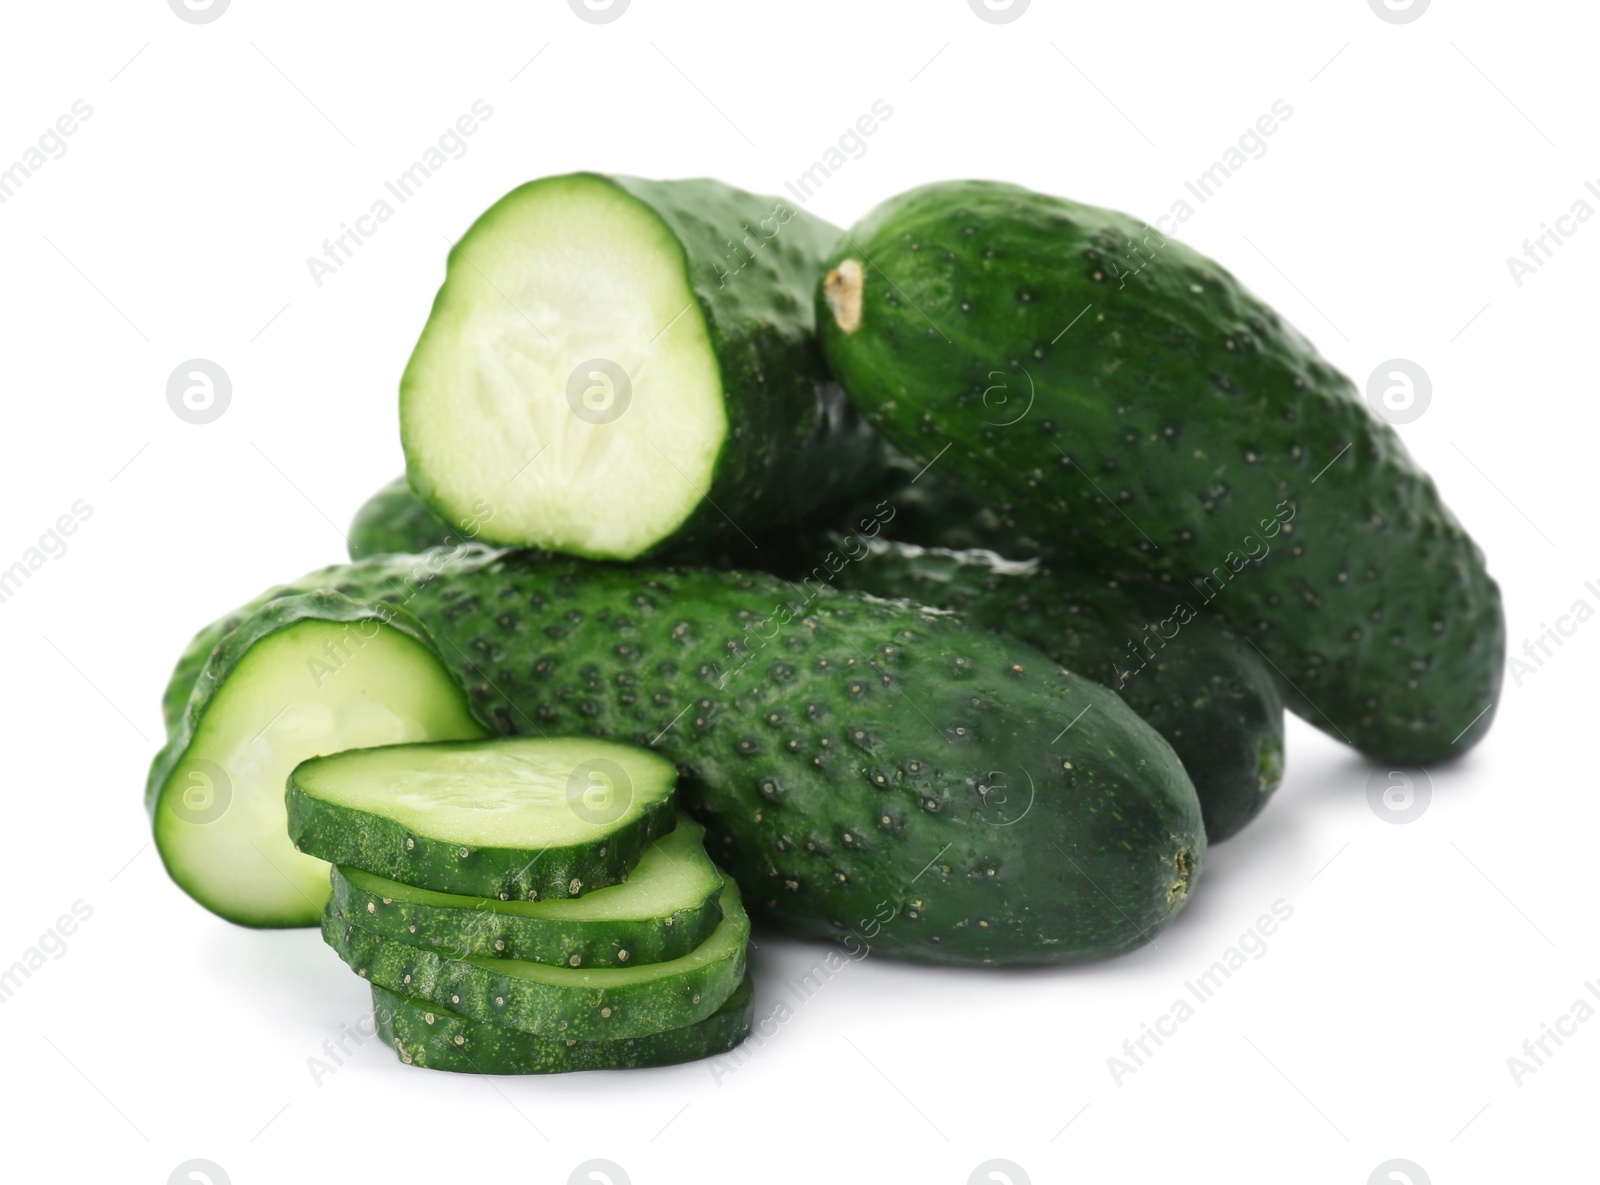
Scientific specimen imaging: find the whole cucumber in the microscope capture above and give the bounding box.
[817,180,1503,764]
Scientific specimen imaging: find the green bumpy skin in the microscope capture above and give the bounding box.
[811,538,1284,843]
[286,738,677,902]
[371,975,754,1074]
[327,818,726,966]
[348,477,470,561]
[323,881,749,1039]
[402,174,886,561]
[161,546,1205,965]
[817,181,1504,764]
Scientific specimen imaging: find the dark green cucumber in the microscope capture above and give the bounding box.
[328,816,724,966]
[812,539,1284,843]
[160,547,1204,965]
[371,974,754,1074]
[323,881,749,1038]
[818,180,1504,764]
[147,594,488,927]
[287,737,677,901]
[400,173,884,561]
[349,476,483,561]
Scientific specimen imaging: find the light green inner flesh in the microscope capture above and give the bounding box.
[156,621,487,926]
[297,736,675,849]
[402,174,727,559]
[339,817,721,922]
[460,882,745,988]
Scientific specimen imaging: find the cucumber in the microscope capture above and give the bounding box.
[327,816,724,965]
[349,476,475,561]
[323,881,749,1039]
[287,737,677,901]
[371,973,754,1074]
[814,538,1284,843]
[147,594,488,928]
[160,547,1205,965]
[400,173,884,561]
[817,180,1504,764]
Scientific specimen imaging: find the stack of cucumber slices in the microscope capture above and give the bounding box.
[147,170,1501,1070]
[290,737,752,1073]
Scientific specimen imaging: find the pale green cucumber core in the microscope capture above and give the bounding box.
[294,737,676,850]
[155,621,486,927]
[401,174,727,559]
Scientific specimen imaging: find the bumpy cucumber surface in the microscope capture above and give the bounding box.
[147,594,488,927]
[812,539,1284,843]
[329,816,724,966]
[324,881,749,1038]
[400,173,883,561]
[818,180,1503,764]
[163,547,1205,965]
[371,974,754,1074]
[288,737,677,901]
[349,476,476,561]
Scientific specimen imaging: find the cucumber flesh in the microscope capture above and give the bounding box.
[150,597,487,928]
[401,174,727,559]
[288,737,678,901]
[329,816,725,966]
[371,974,754,1074]
[323,881,749,1039]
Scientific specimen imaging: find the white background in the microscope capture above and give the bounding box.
[0,1,1593,1182]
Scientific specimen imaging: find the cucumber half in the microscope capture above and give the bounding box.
[327,816,725,966]
[400,173,883,561]
[372,974,754,1075]
[288,737,678,902]
[147,594,488,928]
[323,881,749,1039]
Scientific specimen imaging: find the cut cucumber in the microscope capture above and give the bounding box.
[288,737,678,901]
[400,173,884,561]
[327,816,724,966]
[372,974,754,1074]
[148,593,488,928]
[323,881,749,1039]
[164,548,1204,966]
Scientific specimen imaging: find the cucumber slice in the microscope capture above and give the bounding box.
[288,737,677,901]
[148,594,488,928]
[322,881,749,1039]
[327,816,724,966]
[400,173,884,561]
[371,974,754,1074]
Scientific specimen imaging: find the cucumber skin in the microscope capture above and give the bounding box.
[817,181,1504,765]
[340,473,1280,840]
[287,740,677,902]
[327,833,725,967]
[349,477,469,561]
[401,174,886,561]
[162,547,1205,966]
[322,884,749,1039]
[371,976,754,1074]
[813,539,1284,843]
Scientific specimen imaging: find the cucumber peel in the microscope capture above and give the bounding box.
[328,816,725,966]
[323,881,750,1039]
[371,975,754,1074]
